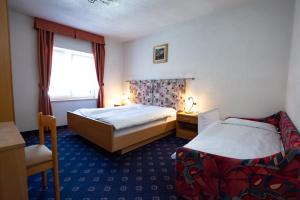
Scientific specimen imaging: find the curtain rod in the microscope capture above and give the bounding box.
[125,78,195,82]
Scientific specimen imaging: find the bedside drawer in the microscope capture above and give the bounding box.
[177,114,198,124]
[176,129,197,140]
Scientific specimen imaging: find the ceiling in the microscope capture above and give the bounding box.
[9,0,248,42]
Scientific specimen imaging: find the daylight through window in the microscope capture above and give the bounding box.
[49,47,99,101]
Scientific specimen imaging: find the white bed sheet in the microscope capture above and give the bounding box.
[73,104,176,130]
[175,120,282,159]
[114,116,176,137]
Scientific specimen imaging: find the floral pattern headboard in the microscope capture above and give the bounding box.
[129,80,153,105]
[129,79,186,111]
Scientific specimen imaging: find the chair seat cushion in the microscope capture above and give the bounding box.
[25,144,52,167]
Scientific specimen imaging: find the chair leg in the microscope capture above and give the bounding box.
[41,171,47,190]
[53,162,60,200]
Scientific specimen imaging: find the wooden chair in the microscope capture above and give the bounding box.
[25,112,60,200]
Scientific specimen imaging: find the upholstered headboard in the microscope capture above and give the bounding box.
[129,80,153,105]
[129,79,186,111]
[278,112,300,151]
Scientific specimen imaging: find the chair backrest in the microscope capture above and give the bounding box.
[38,112,58,159]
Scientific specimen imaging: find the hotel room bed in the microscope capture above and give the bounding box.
[68,79,186,154]
[176,111,300,199]
[67,104,177,154]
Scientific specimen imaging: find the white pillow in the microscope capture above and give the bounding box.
[223,118,278,133]
[198,108,220,132]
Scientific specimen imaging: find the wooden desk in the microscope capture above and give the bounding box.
[0,122,28,200]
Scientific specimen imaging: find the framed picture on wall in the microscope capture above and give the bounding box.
[153,43,168,64]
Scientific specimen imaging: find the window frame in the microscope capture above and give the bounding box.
[49,47,98,102]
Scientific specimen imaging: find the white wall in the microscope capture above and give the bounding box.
[9,10,124,131]
[10,11,39,132]
[123,0,294,119]
[10,0,297,131]
[286,0,300,130]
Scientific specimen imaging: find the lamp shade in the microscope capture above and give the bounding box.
[185,97,196,113]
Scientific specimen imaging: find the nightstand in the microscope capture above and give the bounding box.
[176,111,198,140]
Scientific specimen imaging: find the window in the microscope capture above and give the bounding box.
[49,47,99,101]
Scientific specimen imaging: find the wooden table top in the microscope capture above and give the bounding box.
[0,122,25,152]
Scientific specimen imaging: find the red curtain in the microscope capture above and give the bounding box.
[92,42,105,108]
[37,29,54,115]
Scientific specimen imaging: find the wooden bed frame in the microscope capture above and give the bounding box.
[67,112,176,154]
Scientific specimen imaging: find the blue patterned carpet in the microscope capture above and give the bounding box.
[23,128,188,200]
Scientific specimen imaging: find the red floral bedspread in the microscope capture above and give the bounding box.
[176,111,300,200]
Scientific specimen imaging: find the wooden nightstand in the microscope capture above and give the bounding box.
[176,111,198,140]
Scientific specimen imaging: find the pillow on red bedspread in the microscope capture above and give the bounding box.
[233,111,299,151]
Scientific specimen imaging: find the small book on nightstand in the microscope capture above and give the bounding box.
[176,111,198,140]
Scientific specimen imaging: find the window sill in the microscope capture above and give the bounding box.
[51,98,97,102]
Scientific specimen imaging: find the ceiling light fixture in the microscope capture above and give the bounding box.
[88,0,120,6]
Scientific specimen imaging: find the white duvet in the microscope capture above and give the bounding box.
[74,104,176,130]
[175,118,283,159]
